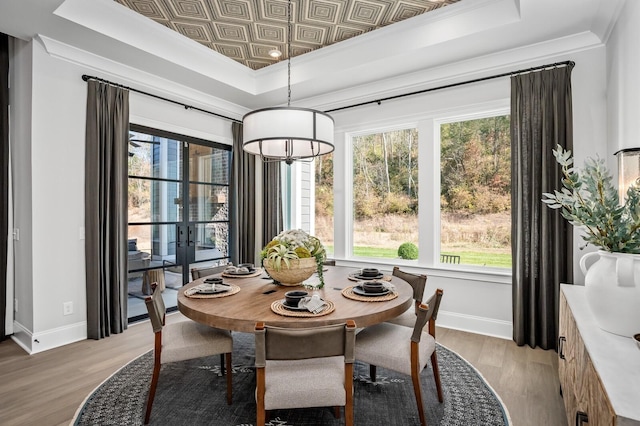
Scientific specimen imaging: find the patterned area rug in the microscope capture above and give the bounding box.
[72,331,511,425]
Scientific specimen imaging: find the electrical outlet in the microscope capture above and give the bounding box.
[63,301,73,316]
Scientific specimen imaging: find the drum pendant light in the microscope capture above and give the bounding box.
[242,0,334,165]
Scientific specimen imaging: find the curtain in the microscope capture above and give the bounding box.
[84,80,129,339]
[0,34,9,341]
[511,64,574,350]
[229,122,256,264]
[263,162,283,245]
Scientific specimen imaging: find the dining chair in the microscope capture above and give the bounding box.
[254,320,356,426]
[355,288,444,426]
[143,283,233,425]
[385,266,427,328]
[190,264,227,281]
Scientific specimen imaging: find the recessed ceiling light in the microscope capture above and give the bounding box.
[268,49,282,58]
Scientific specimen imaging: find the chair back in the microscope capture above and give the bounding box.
[191,264,227,280]
[411,288,444,343]
[144,284,166,333]
[392,266,427,303]
[255,321,356,367]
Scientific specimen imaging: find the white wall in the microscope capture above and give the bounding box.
[607,0,640,158]
[328,46,607,339]
[10,38,233,353]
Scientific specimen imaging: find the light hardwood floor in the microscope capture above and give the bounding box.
[0,316,566,426]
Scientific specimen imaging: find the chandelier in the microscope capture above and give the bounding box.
[242,0,335,165]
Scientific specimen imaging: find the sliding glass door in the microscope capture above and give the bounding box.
[126,124,231,320]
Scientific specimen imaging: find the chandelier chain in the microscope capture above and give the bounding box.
[287,0,292,107]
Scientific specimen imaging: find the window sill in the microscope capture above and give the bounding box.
[333,257,512,285]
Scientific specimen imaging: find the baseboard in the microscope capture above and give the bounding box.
[11,321,33,353]
[11,320,87,354]
[438,310,512,340]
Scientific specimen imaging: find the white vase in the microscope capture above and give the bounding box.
[580,250,640,337]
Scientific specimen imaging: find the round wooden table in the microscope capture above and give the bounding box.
[177,265,414,332]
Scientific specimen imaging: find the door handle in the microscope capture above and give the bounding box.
[576,411,588,425]
[558,336,566,359]
[188,225,195,246]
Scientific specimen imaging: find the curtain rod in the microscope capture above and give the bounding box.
[81,74,241,123]
[324,60,575,114]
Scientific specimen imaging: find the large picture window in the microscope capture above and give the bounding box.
[350,128,419,259]
[439,115,511,268]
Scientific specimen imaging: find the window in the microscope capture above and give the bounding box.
[439,115,511,268]
[315,152,334,256]
[350,128,419,259]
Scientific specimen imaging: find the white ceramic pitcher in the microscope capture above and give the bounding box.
[580,250,640,337]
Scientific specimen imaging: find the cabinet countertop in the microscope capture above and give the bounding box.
[561,284,640,423]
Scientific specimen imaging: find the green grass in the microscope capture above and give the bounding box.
[325,245,511,268]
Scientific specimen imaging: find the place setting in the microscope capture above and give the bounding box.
[342,270,398,302]
[271,290,335,317]
[347,267,391,282]
[221,262,263,278]
[184,277,241,299]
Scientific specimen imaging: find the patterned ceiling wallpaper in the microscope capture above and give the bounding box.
[114,0,460,70]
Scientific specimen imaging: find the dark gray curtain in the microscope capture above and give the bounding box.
[84,80,129,339]
[262,163,283,245]
[511,64,574,350]
[0,34,9,341]
[230,122,256,264]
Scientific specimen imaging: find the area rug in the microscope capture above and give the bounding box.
[72,332,511,426]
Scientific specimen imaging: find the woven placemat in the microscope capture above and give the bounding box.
[270,299,336,317]
[347,273,392,282]
[185,284,241,299]
[341,285,398,302]
[221,268,263,279]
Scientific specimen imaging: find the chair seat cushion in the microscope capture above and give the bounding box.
[355,323,435,377]
[161,319,232,364]
[263,356,346,410]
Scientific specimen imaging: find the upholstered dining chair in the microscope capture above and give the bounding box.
[355,288,444,426]
[190,264,227,281]
[254,320,356,426]
[143,283,233,425]
[385,266,427,328]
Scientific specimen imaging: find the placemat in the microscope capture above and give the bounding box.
[270,299,336,317]
[341,285,398,302]
[221,268,263,279]
[347,273,392,282]
[184,284,241,299]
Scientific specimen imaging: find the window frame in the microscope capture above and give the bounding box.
[327,100,512,284]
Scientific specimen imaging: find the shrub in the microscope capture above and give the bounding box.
[397,242,419,260]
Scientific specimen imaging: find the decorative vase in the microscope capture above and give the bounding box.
[580,250,640,337]
[263,257,317,286]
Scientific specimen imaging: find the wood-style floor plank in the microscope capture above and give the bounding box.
[0,318,566,426]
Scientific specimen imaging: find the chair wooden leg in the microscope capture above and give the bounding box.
[144,361,161,424]
[333,406,341,418]
[219,354,225,376]
[225,352,233,405]
[431,351,444,403]
[369,364,377,382]
[345,363,354,426]
[411,344,427,426]
[256,367,266,426]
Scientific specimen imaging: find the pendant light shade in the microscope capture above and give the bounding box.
[242,107,334,164]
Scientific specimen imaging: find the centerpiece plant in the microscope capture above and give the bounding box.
[542,145,640,253]
[261,229,327,287]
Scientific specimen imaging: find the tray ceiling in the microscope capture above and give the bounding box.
[114,0,460,70]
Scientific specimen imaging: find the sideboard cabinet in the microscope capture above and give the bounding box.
[558,285,640,426]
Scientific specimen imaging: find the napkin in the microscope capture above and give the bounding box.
[184,283,230,296]
[298,295,328,314]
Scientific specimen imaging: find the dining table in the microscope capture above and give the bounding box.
[177,265,414,332]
